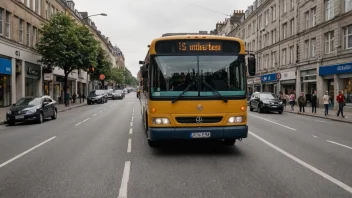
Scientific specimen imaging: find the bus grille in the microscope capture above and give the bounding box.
[175,116,223,124]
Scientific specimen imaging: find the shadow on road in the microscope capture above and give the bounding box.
[151,140,244,157]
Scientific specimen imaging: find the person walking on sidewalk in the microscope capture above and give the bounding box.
[336,90,345,118]
[289,91,296,111]
[323,91,330,116]
[311,90,317,114]
[298,92,306,113]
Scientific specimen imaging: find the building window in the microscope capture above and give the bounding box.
[344,25,352,49]
[325,0,334,21]
[51,5,55,15]
[259,15,262,29]
[296,44,299,62]
[282,49,287,65]
[5,11,10,38]
[248,24,251,37]
[311,7,317,27]
[252,20,256,35]
[325,31,335,54]
[252,40,256,51]
[311,38,316,57]
[283,0,287,13]
[282,23,287,39]
[265,10,269,26]
[19,18,24,43]
[346,0,352,12]
[272,51,277,67]
[26,23,31,46]
[26,0,30,8]
[45,1,49,19]
[289,46,294,64]
[290,18,294,36]
[304,40,309,58]
[32,26,37,48]
[0,8,3,35]
[33,0,37,12]
[290,0,294,10]
[305,11,309,29]
[271,29,276,44]
[272,5,276,22]
[264,54,268,69]
[38,0,42,15]
[259,36,262,49]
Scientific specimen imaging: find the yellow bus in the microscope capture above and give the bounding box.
[139,35,256,147]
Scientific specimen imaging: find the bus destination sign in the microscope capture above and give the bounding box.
[178,42,222,52]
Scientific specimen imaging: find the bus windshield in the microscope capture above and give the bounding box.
[150,55,245,99]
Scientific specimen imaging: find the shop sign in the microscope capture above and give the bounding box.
[254,77,261,84]
[247,78,253,85]
[27,67,40,76]
[0,57,12,75]
[319,62,352,76]
[280,71,296,81]
[44,73,53,81]
[261,73,277,83]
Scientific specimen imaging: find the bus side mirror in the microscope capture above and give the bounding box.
[139,61,145,65]
[248,55,256,76]
[141,64,148,78]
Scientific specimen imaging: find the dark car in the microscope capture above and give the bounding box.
[111,90,124,100]
[249,92,283,114]
[6,96,58,125]
[87,90,107,104]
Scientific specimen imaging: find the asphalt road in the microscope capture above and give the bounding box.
[0,93,351,198]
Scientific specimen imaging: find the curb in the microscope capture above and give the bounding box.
[0,104,87,125]
[284,111,352,124]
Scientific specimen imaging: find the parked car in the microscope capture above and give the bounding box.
[116,89,125,98]
[87,90,107,104]
[248,92,283,114]
[123,88,128,94]
[6,96,57,125]
[111,90,124,100]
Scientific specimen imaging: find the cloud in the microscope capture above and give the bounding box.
[73,0,252,78]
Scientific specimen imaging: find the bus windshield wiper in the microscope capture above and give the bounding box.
[202,81,228,103]
[172,82,195,104]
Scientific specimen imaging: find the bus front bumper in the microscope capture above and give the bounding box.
[148,126,248,141]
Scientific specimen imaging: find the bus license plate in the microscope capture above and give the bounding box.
[191,132,211,138]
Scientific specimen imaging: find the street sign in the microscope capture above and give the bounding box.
[100,74,105,80]
[276,73,281,80]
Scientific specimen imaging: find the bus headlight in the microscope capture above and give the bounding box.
[228,116,243,123]
[153,118,170,124]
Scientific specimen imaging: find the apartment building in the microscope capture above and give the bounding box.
[212,0,352,111]
[0,0,120,106]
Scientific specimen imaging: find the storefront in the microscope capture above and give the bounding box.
[280,70,296,95]
[0,57,12,107]
[43,73,53,96]
[300,69,317,104]
[25,62,41,97]
[319,62,352,110]
[253,77,261,92]
[261,73,277,93]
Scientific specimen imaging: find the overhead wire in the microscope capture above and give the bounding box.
[175,0,232,17]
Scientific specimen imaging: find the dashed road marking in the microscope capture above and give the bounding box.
[0,136,56,169]
[248,113,296,131]
[127,139,132,153]
[312,135,318,138]
[118,161,131,198]
[82,118,90,123]
[93,114,97,117]
[327,140,352,150]
[129,128,133,135]
[75,122,82,126]
[130,122,133,127]
[249,131,352,194]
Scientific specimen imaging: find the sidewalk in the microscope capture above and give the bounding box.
[284,106,352,124]
[0,102,87,125]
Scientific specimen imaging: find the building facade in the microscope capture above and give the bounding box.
[0,0,120,106]
[211,0,352,111]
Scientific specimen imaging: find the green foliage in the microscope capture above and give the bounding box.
[90,46,113,81]
[110,67,124,84]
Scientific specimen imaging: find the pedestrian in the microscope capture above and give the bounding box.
[279,91,287,109]
[311,90,317,114]
[336,90,345,118]
[289,91,296,111]
[298,92,306,113]
[82,93,85,102]
[323,91,330,116]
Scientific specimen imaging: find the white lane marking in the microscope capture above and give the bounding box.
[118,161,131,198]
[248,113,296,131]
[82,118,90,123]
[75,122,82,126]
[129,128,133,135]
[249,131,352,194]
[327,140,352,150]
[127,139,132,153]
[93,114,97,117]
[130,122,133,127]
[312,135,318,138]
[0,136,56,168]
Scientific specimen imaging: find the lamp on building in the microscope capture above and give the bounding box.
[82,13,107,20]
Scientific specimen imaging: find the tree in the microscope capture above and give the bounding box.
[110,67,123,85]
[90,46,113,88]
[37,13,98,104]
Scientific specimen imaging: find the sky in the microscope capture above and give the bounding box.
[73,0,253,78]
